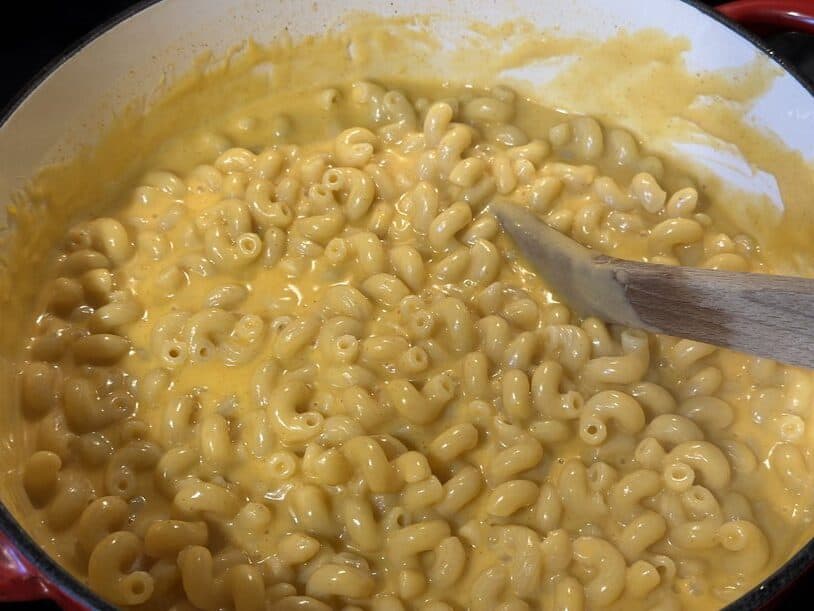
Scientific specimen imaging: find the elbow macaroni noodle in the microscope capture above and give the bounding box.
[13,79,814,610]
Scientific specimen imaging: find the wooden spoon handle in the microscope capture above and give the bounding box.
[492,201,814,368]
[603,257,814,368]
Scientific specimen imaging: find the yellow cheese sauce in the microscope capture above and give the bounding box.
[3,14,814,611]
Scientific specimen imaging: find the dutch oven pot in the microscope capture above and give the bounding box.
[2,0,814,608]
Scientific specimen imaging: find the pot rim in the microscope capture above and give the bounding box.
[0,0,812,608]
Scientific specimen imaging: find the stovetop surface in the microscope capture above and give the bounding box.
[1,1,813,609]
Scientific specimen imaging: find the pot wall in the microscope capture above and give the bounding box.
[2,0,814,206]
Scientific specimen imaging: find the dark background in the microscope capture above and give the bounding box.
[2,1,814,609]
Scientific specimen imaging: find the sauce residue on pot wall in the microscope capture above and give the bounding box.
[1,11,814,603]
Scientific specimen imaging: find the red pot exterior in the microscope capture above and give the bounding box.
[0,533,88,610]
[718,0,814,34]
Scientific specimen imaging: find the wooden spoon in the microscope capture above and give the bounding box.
[492,202,814,369]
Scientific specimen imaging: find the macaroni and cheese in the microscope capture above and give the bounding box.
[14,79,814,610]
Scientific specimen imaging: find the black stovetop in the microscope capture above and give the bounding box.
[2,1,814,610]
